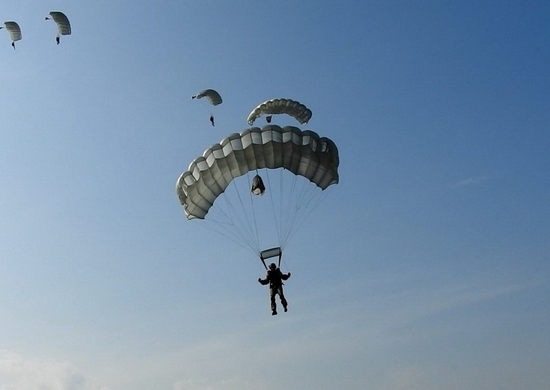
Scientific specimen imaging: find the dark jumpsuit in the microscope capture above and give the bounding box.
[259,268,290,314]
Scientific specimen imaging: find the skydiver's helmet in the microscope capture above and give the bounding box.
[269,263,277,270]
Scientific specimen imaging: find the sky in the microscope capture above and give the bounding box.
[1,1,549,389]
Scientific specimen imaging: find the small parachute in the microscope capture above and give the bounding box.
[247,98,312,126]
[1,21,22,49]
[191,89,223,106]
[45,11,71,44]
[192,89,222,126]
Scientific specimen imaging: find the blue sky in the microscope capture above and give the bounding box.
[1,1,549,389]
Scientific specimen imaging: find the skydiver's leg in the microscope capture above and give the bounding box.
[270,288,277,315]
[278,287,288,312]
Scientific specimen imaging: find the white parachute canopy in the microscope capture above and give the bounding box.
[176,125,339,255]
[191,89,223,106]
[46,11,71,43]
[247,98,312,125]
[1,22,22,48]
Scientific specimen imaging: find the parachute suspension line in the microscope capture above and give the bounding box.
[246,170,262,254]
[278,168,288,248]
[279,174,327,249]
[264,168,284,248]
[197,217,254,254]
[279,170,299,249]
[288,187,328,245]
[202,195,258,255]
[203,178,261,255]
[261,167,316,252]
[232,174,261,253]
[278,167,297,250]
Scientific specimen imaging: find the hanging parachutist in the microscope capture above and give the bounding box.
[258,262,291,315]
[266,115,272,123]
[11,41,15,49]
[209,115,215,126]
[56,36,60,45]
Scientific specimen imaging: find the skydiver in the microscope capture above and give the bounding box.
[210,115,215,126]
[11,41,15,49]
[258,263,291,315]
[56,36,60,45]
[266,115,272,123]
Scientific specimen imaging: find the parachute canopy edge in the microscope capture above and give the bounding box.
[176,125,339,220]
[1,21,22,43]
[46,11,71,36]
[192,89,223,106]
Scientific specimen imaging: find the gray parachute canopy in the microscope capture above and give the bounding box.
[1,21,22,44]
[192,89,223,106]
[46,11,71,36]
[247,98,312,125]
[176,125,339,220]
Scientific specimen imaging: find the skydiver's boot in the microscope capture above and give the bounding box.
[272,309,277,315]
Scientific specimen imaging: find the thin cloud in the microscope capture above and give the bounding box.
[452,176,488,188]
[0,351,96,390]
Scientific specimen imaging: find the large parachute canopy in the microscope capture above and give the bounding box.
[191,89,223,106]
[176,125,339,255]
[46,11,71,44]
[1,21,22,49]
[247,98,312,126]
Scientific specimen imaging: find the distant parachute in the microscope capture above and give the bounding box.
[191,89,223,106]
[247,98,312,125]
[192,89,222,126]
[45,11,71,44]
[1,21,22,49]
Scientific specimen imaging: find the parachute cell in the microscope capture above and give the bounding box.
[247,98,312,125]
[176,125,339,220]
[192,89,223,106]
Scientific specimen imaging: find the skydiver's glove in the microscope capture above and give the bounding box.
[258,278,262,283]
[288,273,291,277]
